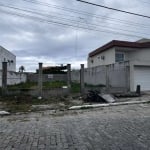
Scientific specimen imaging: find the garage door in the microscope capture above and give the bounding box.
[134,66,150,91]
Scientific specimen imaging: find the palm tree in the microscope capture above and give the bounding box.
[19,66,25,73]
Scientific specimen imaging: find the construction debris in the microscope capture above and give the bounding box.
[85,90,116,103]
[99,94,115,103]
[0,111,10,115]
[85,90,106,103]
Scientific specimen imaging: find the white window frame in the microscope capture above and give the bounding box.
[115,52,125,62]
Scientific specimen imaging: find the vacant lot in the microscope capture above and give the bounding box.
[0,103,150,150]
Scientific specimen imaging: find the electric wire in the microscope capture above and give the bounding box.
[0,8,147,39]
[77,0,150,19]
[21,0,150,28]
[0,3,149,37]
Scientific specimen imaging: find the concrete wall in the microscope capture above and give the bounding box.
[72,62,130,92]
[88,48,115,68]
[84,66,106,85]
[27,74,67,82]
[0,46,16,71]
[6,88,70,98]
[0,71,27,86]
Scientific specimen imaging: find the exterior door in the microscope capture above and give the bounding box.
[134,66,150,91]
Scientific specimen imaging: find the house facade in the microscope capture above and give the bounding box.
[88,39,150,68]
[0,46,27,86]
[87,39,150,91]
[0,46,16,71]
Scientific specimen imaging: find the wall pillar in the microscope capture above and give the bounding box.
[2,62,7,95]
[67,64,71,89]
[129,62,135,91]
[125,66,130,92]
[38,63,43,97]
[105,65,109,92]
[80,64,85,95]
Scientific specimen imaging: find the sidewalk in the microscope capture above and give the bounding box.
[69,99,150,110]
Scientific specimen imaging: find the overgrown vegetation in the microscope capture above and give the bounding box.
[0,94,71,113]
[43,81,67,88]
[71,82,80,93]
[7,82,37,89]
[0,81,106,113]
[6,81,105,92]
[7,81,68,90]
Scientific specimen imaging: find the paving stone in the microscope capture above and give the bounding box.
[0,103,150,150]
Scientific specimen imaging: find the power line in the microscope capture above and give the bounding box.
[1,4,149,36]
[77,0,150,19]
[21,0,150,28]
[0,4,149,38]
[0,8,147,39]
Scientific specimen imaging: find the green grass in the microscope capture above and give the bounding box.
[71,82,80,93]
[43,81,67,89]
[7,82,37,89]
[6,81,105,92]
[7,81,67,90]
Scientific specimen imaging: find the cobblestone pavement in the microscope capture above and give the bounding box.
[0,103,150,150]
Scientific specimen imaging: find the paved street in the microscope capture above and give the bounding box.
[0,103,150,150]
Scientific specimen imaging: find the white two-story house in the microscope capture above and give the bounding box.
[88,39,150,91]
[0,46,16,71]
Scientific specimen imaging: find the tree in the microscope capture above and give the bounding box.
[19,66,25,73]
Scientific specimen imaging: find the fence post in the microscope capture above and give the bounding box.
[67,64,71,89]
[106,65,109,92]
[2,62,7,95]
[80,64,85,95]
[125,66,130,92]
[38,62,43,98]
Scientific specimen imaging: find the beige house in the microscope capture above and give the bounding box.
[88,39,150,91]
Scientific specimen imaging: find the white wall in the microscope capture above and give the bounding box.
[0,46,16,71]
[0,71,27,86]
[88,48,115,68]
[128,48,150,62]
[72,62,129,90]
[115,47,150,63]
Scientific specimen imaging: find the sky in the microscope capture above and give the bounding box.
[0,0,150,72]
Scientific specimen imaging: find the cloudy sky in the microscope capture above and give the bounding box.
[0,0,150,71]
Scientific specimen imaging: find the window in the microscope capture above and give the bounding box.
[115,53,125,62]
[101,56,105,60]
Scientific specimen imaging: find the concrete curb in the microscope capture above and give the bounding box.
[69,100,150,110]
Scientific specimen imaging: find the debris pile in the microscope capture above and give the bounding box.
[85,90,115,103]
[0,111,10,116]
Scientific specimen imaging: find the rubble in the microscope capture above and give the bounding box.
[0,111,10,116]
[85,90,116,103]
[85,90,106,103]
[99,94,115,103]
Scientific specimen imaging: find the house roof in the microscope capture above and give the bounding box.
[89,40,150,57]
[0,46,16,57]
